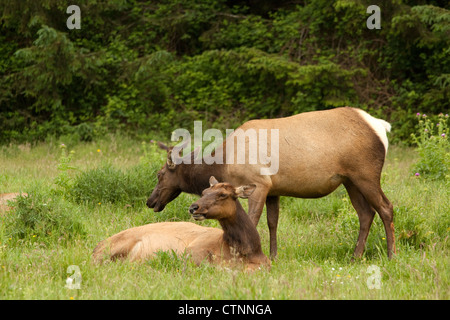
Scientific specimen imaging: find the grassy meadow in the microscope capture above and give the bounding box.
[0,135,449,300]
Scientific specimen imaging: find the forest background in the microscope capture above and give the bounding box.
[0,0,449,145]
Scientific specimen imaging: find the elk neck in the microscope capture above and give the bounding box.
[179,148,226,196]
[218,200,263,257]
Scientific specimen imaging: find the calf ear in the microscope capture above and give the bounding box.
[235,184,256,198]
[209,176,219,186]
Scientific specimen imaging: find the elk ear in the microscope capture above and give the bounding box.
[157,141,170,151]
[209,176,219,186]
[235,184,256,199]
[166,150,176,170]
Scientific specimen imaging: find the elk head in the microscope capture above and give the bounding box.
[146,141,199,212]
[188,176,256,221]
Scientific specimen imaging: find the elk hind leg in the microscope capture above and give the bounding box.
[344,181,376,259]
[266,196,280,260]
[352,179,396,259]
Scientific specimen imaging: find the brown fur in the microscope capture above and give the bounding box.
[147,107,396,259]
[94,178,270,270]
[0,193,27,213]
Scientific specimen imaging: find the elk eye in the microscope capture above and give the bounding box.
[218,193,228,199]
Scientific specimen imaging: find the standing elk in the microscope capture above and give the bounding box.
[147,107,396,259]
[93,177,270,270]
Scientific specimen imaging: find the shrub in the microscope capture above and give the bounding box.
[411,112,449,180]
[53,143,77,196]
[3,188,86,246]
[68,161,159,206]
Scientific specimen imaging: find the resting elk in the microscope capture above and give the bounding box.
[0,193,26,212]
[93,177,270,270]
[147,107,396,259]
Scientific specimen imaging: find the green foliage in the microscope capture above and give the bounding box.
[147,47,361,131]
[0,1,449,144]
[68,163,154,206]
[394,204,448,249]
[3,188,86,246]
[68,143,160,206]
[146,250,197,272]
[0,24,106,143]
[53,144,77,196]
[411,113,450,180]
[386,4,450,142]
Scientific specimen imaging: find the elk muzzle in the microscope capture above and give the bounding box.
[189,203,207,221]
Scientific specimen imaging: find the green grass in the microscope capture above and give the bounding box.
[0,136,449,299]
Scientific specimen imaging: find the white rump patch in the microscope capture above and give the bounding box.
[355,109,391,155]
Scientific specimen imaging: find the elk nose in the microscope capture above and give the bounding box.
[189,204,199,214]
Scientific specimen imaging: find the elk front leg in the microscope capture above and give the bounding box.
[247,186,269,226]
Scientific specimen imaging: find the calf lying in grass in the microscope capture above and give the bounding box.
[93,177,270,270]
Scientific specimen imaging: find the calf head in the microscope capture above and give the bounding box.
[189,176,256,221]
